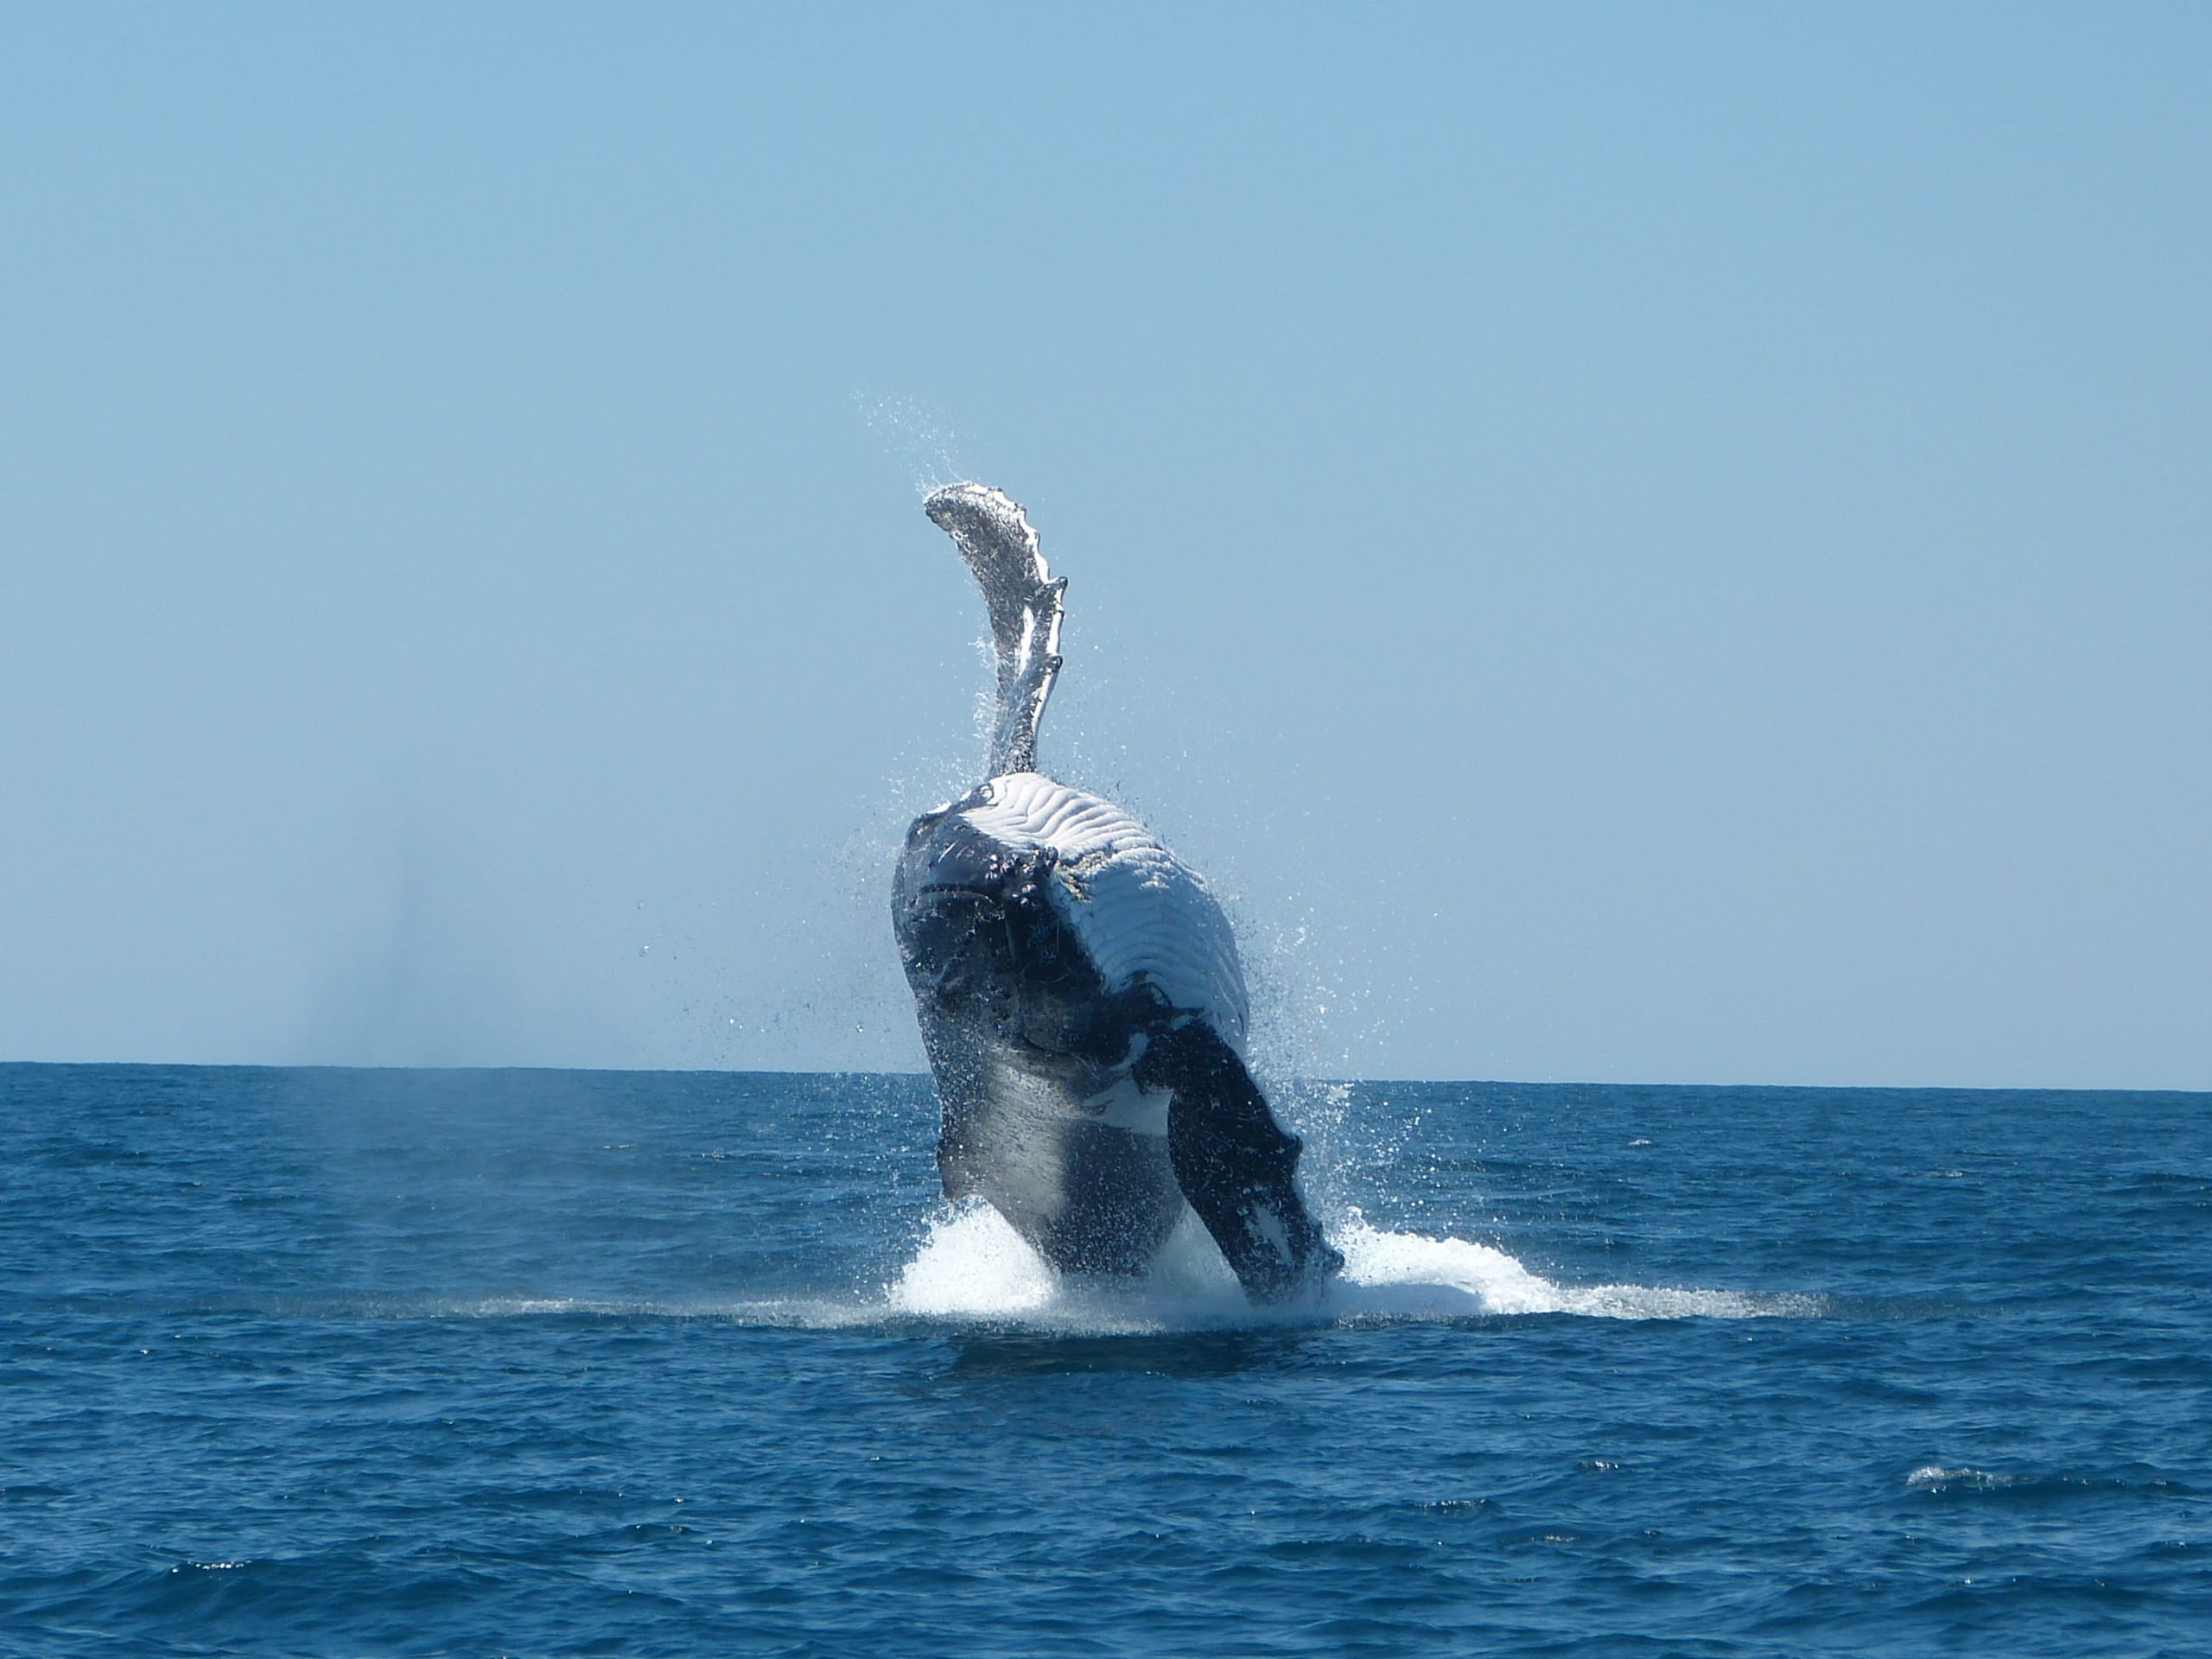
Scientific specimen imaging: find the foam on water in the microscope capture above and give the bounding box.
[206,1206,1813,1335]
[884,1200,1252,1332]
[1330,1214,1823,1320]
[880,1200,1819,1332]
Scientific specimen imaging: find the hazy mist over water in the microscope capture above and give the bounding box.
[2,6,2207,1087]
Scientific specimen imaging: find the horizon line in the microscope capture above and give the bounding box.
[0,1058,2203,1099]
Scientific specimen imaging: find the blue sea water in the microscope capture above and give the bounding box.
[2,1064,2206,1656]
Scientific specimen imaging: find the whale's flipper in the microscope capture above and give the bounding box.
[925,482,1066,776]
[1135,1022,1344,1303]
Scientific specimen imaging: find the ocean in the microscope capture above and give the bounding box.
[3,1064,2205,1656]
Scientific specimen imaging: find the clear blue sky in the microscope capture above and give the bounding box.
[3,4,2205,1087]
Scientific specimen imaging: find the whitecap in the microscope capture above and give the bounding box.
[1906,1465,2018,1492]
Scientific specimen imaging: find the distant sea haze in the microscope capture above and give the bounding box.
[3,1064,2204,1655]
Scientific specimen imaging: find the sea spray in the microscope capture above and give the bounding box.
[879,1197,1815,1332]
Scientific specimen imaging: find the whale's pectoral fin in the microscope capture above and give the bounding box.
[991,631,1063,780]
[925,482,1065,775]
[1135,1022,1344,1303]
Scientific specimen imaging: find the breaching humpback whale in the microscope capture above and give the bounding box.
[892,484,1342,1303]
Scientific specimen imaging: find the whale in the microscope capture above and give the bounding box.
[891,483,1341,1302]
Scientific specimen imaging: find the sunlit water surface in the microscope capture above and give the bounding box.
[3,1065,2206,1655]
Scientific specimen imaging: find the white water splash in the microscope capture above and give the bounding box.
[1330,1215,1820,1320]
[323,1207,1815,1335]
[880,1200,1819,1332]
[888,1199,1062,1317]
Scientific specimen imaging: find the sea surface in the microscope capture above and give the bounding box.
[2,1065,2207,1656]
